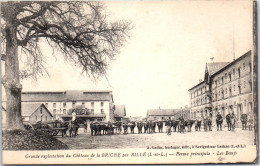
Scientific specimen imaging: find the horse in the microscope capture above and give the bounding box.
[157,121,163,133]
[137,122,143,134]
[226,114,232,131]
[241,114,248,130]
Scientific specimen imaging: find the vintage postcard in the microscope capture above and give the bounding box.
[1,0,258,164]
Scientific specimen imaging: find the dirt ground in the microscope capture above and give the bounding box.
[57,127,256,149]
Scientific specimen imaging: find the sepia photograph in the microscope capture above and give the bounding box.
[1,0,258,164]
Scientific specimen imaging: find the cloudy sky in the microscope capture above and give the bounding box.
[3,0,253,117]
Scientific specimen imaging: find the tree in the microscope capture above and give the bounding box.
[1,1,131,130]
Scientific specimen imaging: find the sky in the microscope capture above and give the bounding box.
[2,0,253,117]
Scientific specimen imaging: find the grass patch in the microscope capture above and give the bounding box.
[2,129,69,150]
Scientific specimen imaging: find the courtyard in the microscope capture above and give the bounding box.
[57,127,256,150]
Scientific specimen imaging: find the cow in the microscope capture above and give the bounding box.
[113,121,122,134]
[179,120,185,133]
[150,121,156,133]
[194,119,202,131]
[241,114,248,130]
[157,121,163,133]
[137,122,143,134]
[171,119,180,132]
[129,122,136,134]
[122,122,128,134]
[186,119,194,132]
[90,122,100,136]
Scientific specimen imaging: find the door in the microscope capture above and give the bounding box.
[237,104,242,121]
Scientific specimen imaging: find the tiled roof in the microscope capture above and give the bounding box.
[21,103,52,117]
[21,90,113,102]
[114,105,126,117]
[206,62,230,75]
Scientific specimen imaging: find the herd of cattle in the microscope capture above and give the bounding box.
[25,113,253,137]
[88,114,254,136]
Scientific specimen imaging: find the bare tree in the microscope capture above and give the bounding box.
[1,1,131,130]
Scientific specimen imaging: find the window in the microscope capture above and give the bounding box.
[82,102,85,108]
[91,109,94,113]
[72,102,75,108]
[97,118,102,121]
[221,77,224,84]
[101,109,104,114]
[63,103,66,107]
[238,68,241,78]
[40,107,42,114]
[53,109,56,114]
[229,73,232,81]
[53,103,56,108]
[243,63,245,69]
[229,88,232,96]
[91,102,94,107]
[101,102,104,107]
[45,103,48,108]
[63,109,66,114]
[238,85,241,94]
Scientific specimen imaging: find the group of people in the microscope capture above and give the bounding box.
[216,111,254,131]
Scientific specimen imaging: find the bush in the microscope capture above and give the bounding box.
[2,129,69,150]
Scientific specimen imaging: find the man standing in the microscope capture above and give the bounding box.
[166,119,171,135]
[216,112,223,131]
[72,111,76,122]
[226,112,231,131]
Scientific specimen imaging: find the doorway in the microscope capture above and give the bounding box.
[237,104,243,121]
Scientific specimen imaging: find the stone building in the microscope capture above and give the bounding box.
[21,103,53,124]
[20,90,115,122]
[211,51,252,121]
[147,106,190,121]
[189,50,253,124]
